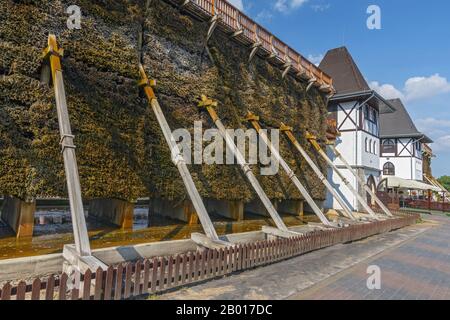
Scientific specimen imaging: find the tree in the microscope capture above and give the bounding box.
[437,176,450,192]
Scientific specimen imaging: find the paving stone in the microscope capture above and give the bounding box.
[155,215,450,300]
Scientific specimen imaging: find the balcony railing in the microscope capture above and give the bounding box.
[168,0,334,89]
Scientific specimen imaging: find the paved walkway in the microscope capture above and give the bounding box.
[158,215,450,300]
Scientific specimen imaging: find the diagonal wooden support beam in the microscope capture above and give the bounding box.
[198,96,292,233]
[139,66,220,241]
[306,133,385,219]
[280,125,356,221]
[245,113,335,227]
[324,143,393,218]
[42,35,92,258]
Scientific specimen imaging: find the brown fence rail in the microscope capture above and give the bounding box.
[0,213,419,300]
[165,0,333,87]
[405,199,450,212]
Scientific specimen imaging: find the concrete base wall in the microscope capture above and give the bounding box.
[88,198,134,229]
[244,199,278,217]
[149,199,199,225]
[205,199,244,221]
[278,200,304,217]
[0,196,35,238]
[304,200,325,215]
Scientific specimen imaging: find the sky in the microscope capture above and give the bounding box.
[227,0,450,177]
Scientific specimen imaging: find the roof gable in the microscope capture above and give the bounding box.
[380,99,421,138]
[319,47,370,94]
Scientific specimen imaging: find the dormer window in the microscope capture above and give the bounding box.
[363,105,379,136]
[382,139,396,154]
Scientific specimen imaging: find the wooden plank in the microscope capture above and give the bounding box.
[46,275,56,300]
[244,244,249,269]
[200,250,209,279]
[232,246,238,272]
[260,242,265,265]
[181,254,187,285]
[174,255,180,287]
[142,260,151,294]
[151,258,158,293]
[204,250,210,279]
[223,247,229,274]
[114,264,124,300]
[159,257,166,291]
[217,249,222,276]
[214,249,220,276]
[16,281,27,300]
[124,262,133,299]
[188,252,194,283]
[1,282,11,300]
[216,249,221,276]
[31,278,41,300]
[70,287,79,300]
[194,251,201,281]
[82,269,92,300]
[269,241,274,263]
[94,268,104,300]
[104,266,114,300]
[58,273,68,300]
[238,244,244,270]
[167,256,174,289]
[134,261,142,296]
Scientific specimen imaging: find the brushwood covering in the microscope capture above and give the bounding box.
[0,0,329,203]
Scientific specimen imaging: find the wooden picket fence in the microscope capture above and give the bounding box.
[0,213,419,300]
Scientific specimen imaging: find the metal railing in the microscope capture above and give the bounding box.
[170,0,333,87]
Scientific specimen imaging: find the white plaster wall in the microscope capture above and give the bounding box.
[381,157,413,180]
[359,131,379,170]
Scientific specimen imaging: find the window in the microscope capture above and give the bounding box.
[382,139,396,154]
[383,162,395,176]
[369,139,373,153]
[373,141,377,155]
[363,105,379,136]
[365,138,369,152]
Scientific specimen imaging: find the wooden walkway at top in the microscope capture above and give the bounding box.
[167,0,333,89]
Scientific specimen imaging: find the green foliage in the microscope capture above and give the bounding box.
[437,176,450,192]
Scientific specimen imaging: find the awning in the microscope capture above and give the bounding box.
[382,176,442,192]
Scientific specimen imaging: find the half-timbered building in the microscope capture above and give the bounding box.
[379,98,433,181]
[319,47,396,212]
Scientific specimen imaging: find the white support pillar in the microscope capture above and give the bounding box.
[43,35,107,272]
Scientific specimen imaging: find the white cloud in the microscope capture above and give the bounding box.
[434,135,450,152]
[311,4,331,12]
[369,81,405,100]
[416,118,450,129]
[416,118,450,152]
[255,10,274,23]
[274,0,308,13]
[370,74,450,102]
[307,54,324,66]
[404,74,450,101]
[228,0,244,11]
